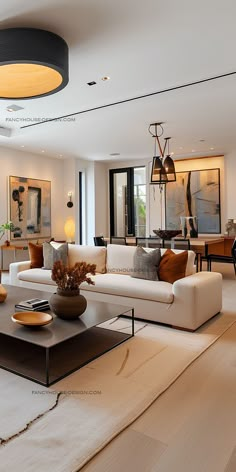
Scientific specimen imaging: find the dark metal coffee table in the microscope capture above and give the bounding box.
[0,285,134,386]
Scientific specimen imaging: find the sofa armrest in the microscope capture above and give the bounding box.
[9,261,31,286]
[172,272,222,330]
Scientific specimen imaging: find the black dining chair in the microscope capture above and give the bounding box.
[162,238,190,250]
[136,237,162,248]
[94,236,107,246]
[110,237,127,245]
[206,238,236,274]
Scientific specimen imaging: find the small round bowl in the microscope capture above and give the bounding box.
[12,311,53,327]
[153,229,182,239]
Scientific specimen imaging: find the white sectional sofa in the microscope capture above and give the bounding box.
[9,243,222,331]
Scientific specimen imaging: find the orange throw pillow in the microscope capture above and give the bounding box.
[28,242,43,268]
[158,249,188,284]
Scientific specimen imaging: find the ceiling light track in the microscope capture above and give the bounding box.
[20,70,236,129]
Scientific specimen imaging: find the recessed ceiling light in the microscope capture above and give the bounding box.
[41,150,45,153]
[21,145,25,148]
[59,154,63,158]
[191,149,196,152]
[87,81,97,86]
[210,147,214,150]
[7,104,24,112]
[109,152,120,156]
[102,76,110,81]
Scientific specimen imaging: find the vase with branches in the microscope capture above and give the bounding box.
[49,260,96,320]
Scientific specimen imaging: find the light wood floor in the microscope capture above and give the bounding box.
[80,263,236,472]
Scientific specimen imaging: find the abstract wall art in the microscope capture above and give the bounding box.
[9,176,51,240]
[165,168,221,234]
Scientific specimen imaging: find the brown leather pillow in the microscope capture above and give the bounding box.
[28,242,43,268]
[158,249,188,284]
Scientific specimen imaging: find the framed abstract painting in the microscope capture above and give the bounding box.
[165,168,221,234]
[9,176,51,240]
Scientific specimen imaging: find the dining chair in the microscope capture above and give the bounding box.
[136,237,162,248]
[94,236,107,246]
[162,238,190,250]
[206,238,236,274]
[110,237,127,245]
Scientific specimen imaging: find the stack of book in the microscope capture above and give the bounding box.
[15,298,50,312]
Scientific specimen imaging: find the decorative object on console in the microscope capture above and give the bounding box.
[225,219,236,236]
[49,260,96,320]
[165,168,220,234]
[132,246,161,281]
[0,221,15,245]
[180,216,198,238]
[0,28,68,99]
[9,176,51,240]
[0,284,7,302]
[158,249,188,284]
[149,122,176,185]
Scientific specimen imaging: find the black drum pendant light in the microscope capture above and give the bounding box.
[149,123,176,185]
[0,28,69,99]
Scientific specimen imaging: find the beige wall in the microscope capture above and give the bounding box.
[0,147,66,242]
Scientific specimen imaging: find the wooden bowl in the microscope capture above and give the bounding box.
[12,311,53,327]
[153,230,182,239]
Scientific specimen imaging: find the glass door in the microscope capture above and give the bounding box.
[109,168,135,237]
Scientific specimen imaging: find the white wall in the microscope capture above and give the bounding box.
[0,147,65,242]
[94,161,108,238]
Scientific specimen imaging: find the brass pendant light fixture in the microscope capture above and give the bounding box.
[149,123,176,184]
[0,28,69,99]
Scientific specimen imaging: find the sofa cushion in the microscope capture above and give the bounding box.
[68,245,106,274]
[132,246,161,280]
[160,248,195,277]
[43,242,68,269]
[28,242,43,269]
[158,249,188,283]
[17,269,56,286]
[107,244,137,275]
[80,273,173,303]
[106,244,195,276]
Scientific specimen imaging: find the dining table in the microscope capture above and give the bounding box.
[186,237,225,271]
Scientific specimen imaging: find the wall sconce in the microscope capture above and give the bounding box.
[67,191,73,208]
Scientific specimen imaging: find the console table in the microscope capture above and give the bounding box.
[0,245,29,270]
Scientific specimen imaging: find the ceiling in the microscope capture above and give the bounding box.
[0,0,236,161]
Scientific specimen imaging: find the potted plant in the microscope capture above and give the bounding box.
[49,260,96,320]
[0,221,15,245]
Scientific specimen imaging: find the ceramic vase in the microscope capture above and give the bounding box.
[49,289,87,320]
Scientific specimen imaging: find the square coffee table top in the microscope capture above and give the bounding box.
[0,285,133,348]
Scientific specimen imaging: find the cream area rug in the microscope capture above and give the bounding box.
[0,311,235,472]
